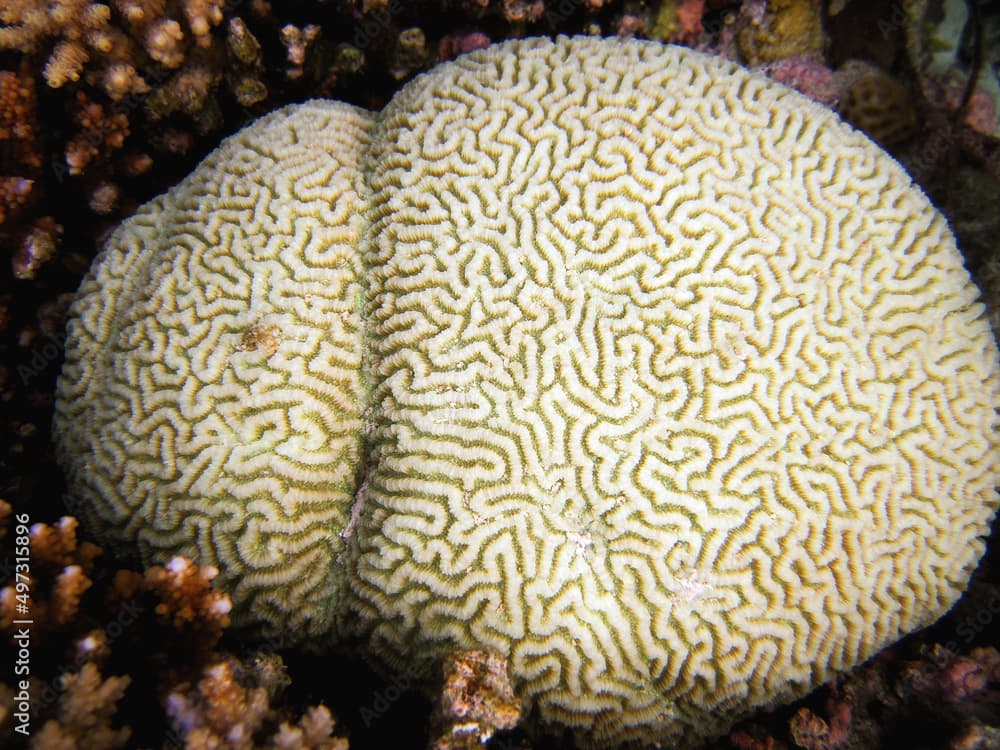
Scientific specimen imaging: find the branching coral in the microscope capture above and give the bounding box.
[0,0,227,89]
[29,663,132,750]
[145,18,185,68]
[0,0,114,86]
[104,556,233,667]
[0,516,101,631]
[0,505,255,748]
[166,655,349,750]
[143,556,232,649]
[29,516,102,569]
[0,66,43,242]
[182,0,224,46]
[96,60,149,101]
[0,1,237,246]
[0,67,42,172]
[167,658,269,748]
[65,91,130,176]
[0,176,35,226]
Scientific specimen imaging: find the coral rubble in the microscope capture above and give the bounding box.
[431,649,521,750]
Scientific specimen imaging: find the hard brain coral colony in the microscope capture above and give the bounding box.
[53,36,1000,748]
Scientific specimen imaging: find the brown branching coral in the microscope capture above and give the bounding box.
[94,60,149,101]
[145,18,186,68]
[102,555,232,675]
[166,654,349,750]
[65,91,130,176]
[270,706,347,750]
[30,663,131,750]
[0,516,100,632]
[28,516,101,569]
[0,176,35,226]
[167,658,269,746]
[0,0,114,87]
[0,67,42,171]
[44,565,92,628]
[0,0,231,187]
[1,533,344,747]
[45,39,96,89]
[0,63,65,277]
[0,66,43,233]
[3,533,348,749]
[73,627,113,666]
[142,556,232,648]
[0,0,227,89]
[182,0,225,47]
[0,509,248,746]
[87,180,121,214]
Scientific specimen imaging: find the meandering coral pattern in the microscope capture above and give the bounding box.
[56,102,374,640]
[54,38,1000,748]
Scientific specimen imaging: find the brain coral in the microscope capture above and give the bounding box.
[54,36,1000,748]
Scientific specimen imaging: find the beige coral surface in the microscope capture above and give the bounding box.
[56,100,374,639]
[53,36,1000,748]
